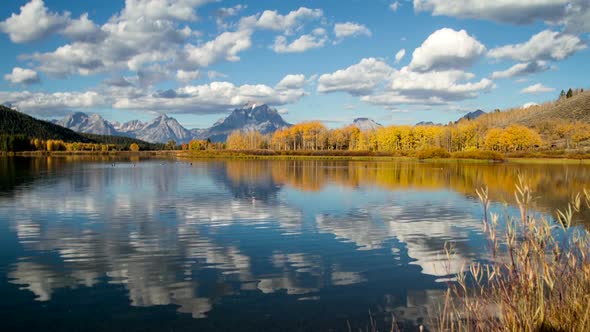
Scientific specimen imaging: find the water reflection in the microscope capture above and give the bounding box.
[1,157,589,330]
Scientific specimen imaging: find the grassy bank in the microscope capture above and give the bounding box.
[3,150,177,157]
[177,149,590,164]
[435,179,590,331]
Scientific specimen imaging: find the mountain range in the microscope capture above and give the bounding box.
[54,103,292,143]
[52,103,496,143]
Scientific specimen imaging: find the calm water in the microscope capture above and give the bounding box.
[1,156,590,331]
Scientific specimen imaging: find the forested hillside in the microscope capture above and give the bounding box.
[0,106,163,151]
[1,105,90,142]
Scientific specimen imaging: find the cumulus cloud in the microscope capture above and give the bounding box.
[409,28,486,72]
[120,0,215,21]
[0,0,69,43]
[184,28,253,67]
[317,58,393,96]
[0,0,108,43]
[317,57,493,108]
[488,30,586,62]
[4,67,40,85]
[395,49,406,63]
[5,0,224,79]
[521,83,555,94]
[272,28,327,53]
[388,67,494,101]
[334,22,372,39]
[0,90,107,115]
[490,61,550,79]
[522,102,539,108]
[61,13,105,42]
[113,80,306,113]
[276,74,306,90]
[256,7,323,34]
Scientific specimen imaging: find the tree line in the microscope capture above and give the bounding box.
[220,121,545,154]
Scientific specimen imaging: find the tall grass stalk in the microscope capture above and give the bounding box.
[436,180,590,331]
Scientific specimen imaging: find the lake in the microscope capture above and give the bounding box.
[1,156,589,331]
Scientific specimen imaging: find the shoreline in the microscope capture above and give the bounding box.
[2,150,590,164]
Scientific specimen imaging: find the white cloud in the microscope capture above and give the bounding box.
[334,22,372,39]
[8,0,219,79]
[413,0,566,24]
[522,102,539,108]
[395,49,406,63]
[488,30,586,62]
[0,90,107,115]
[272,28,327,53]
[276,74,306,90]
[521,83,555,94]
[409,28,486,72]
[113,80,306,113]
[216,4,247,29]
[317,58,394,96]
[390,2,401,12]
[0,0,69,43]
[490,61,550,79]
[318,57,494,108]
[413,0,590,33]
[256,7,323,34]
[120,0,215,21]
[388,67,494,101]
[4,67,40,85]
[61,13,104,42]
[176,70,201,82]
[207,71,227,80]
[184,28,253,67]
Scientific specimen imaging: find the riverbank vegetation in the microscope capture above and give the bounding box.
[436,179,590,331]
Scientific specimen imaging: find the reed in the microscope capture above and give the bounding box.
[435,177,590,331]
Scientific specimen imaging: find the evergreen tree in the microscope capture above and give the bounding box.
[560,90,566,99]
[566,88,573,98]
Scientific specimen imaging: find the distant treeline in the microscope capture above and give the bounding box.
[220,122,545,155]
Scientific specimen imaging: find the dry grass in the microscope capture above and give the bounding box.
[451,150,504,161]
[435,176,590,331]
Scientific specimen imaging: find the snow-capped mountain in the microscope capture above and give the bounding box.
[352,117,383,131]
[194,103,292,142]
[132,114,192,143]
[57,112,118,136]
[54,103,292,143]
[113,119,145,133]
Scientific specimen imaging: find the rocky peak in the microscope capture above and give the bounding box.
[352,117,383,131]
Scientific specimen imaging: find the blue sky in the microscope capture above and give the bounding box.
[0,0,589,129]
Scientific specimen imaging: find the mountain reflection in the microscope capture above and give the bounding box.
[1,157,588,325]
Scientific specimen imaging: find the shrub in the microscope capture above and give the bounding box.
[415,147,451,159]
[436,179,590,331]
